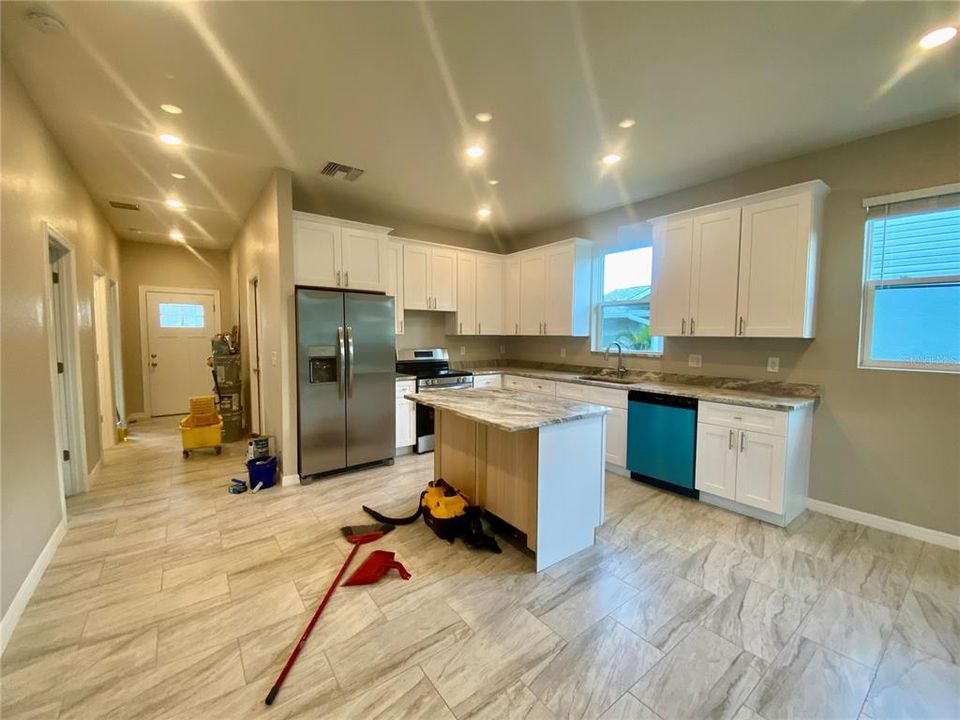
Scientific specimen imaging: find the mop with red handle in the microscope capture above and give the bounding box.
[264,522,394,706]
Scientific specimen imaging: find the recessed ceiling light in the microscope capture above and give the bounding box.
[158,133,182,146]
[475,112,493,123]
[488,179,499,186]
[465,145,485,159]
[171,172,186,179]
[601,153,622,166]
[919,26,958,49]
[165,198,184,209]
[160,104,183,115]
[618,118,636,129]
[477,206,492,218]
[169,229,184,241]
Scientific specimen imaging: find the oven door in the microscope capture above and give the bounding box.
[415,378,473,453]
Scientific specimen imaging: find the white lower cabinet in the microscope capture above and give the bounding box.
[604,407,628,468]
[395,381,416,449]
[694,401,810,526]
[472,374,501,389]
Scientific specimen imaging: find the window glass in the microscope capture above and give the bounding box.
[159,303,205,329]
[595,246,662,353]
[869,283,960,365]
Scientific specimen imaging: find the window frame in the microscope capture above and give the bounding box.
[857,186,960,374]
[591,243,663,357]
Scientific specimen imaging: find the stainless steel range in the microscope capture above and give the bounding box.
[396,348,473,453]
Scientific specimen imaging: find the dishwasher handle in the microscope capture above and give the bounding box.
[628,390,698,411]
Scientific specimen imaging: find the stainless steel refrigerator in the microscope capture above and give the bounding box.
[296,288,395,477]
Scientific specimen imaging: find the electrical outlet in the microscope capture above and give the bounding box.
[499,344,505,354]
[560,347,566,358]
[271,351,278,367]
[688,354,702,369]
[767,356,780,372]
[459,345,466,356]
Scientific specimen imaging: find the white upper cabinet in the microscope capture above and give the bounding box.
[649,181,828,339]
[454,252,477,335]
[519,252,546,335]
[384,240,404,334]
[690,208,741,336]
[649,218,693,337]
[401,242,457,312]
[293,212,390,291]
[737,191,818,337]
[517,239,593,336]
[476,255,503,335]
[503,258,521,336]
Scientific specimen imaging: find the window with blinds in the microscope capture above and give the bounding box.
[859,188,960,372]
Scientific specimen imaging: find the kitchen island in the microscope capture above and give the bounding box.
[407,387,609,571]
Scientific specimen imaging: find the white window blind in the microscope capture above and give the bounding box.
[859,190,960,372]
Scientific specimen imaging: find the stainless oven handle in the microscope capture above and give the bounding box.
[346,326,355,395]
[336,326,345,397]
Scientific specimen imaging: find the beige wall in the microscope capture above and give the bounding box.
[229,169,294,473]
[1,61,121,617]
[508,115,960,536]
[398,311,503,363]
[118,241,233,417]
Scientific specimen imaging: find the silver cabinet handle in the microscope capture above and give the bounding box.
[400,319,403,334]
[336,270,341,287]
[346,325,355,395]
[740,432,746,452]
[478,322,481,334]
[690,318,695,335]
[739,316,745,335]
[344,271,349,287]
[515,323,518,334]
[681,318,686,335]
[728,429,734,450]
[543,322,547,334]
[336,326,346,397]
[459,322,462,334]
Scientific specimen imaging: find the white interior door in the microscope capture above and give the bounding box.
[247,276,263,435]
[145,290,218,417]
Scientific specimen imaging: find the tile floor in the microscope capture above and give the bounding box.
[1,418,958,720]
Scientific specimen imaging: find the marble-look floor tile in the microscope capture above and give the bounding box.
[632,626,766,720]
[619,541,692,591]
[30,559,103,602]
[464,680,555,720]
[22,567,162,623]
[526,617,662,719]
[832,546,914,610]
[327,600,471,692]
[702,580,810,662]
[676,541,762,597]
[753,545,834,601]
[746,634,873,720]
[598,694,661,720]
[421,603,564,717]
[799,587,895,667]
[534,569,640,641]
[910,543,959,609]
[719,516,786,560]
[893,589,960,664]
[863,640,960,720]
[855,527,923,568]
[613,572,718,652]
[160,537,282,589]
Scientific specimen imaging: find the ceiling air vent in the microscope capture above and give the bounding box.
[108,200,140,211]
[319,161,364,182]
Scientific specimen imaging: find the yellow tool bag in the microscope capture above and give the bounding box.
[362,478,501,553]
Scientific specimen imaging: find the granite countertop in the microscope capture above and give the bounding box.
[406,387,609,432]
[395,373,416,381]
[467,366,818,411]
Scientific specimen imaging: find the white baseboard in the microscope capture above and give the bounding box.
[126,412,148,422]
[605,463,630,478]
[1,517,67,654]
[807,498,960,550]
[281,473,301,487]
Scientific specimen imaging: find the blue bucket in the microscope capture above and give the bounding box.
[247,456,277,490]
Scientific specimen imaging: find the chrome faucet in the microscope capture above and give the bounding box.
[604,342,626,378]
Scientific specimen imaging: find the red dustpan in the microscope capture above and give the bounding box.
[343,550,411,585]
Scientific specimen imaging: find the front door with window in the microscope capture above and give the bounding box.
[145,290,218,416]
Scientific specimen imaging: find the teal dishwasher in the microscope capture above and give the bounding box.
[626,391,699,498]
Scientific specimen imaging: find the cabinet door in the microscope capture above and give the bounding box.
[543,245,574,336]
[695,423,738,500]
[476,255,503,335]
[341,228,385,291]
[385,241,404,334]
[472,374,501,389]
[649,218,693,336]
[503,258,521,335]
[403,244,430,310]
[293,217,341,288]
[690,209,740,337]
[431,247,457,311]
[455,252,477,335]
[737,193,813,337]
[605,407,628,467]
[735,430,786,513]
[519,252,546,335]
[396,399,415,448]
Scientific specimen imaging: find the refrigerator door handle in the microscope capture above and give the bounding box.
[346,325,355,395]
[336,326,346,397]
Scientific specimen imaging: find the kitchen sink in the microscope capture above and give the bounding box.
[577,374,636,385]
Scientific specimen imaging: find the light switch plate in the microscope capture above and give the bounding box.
[459,345,466,355]
[560,347,566,358]
[767,356,780,372]
[688,354,702,368]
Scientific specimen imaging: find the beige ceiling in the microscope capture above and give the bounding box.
[2,1,958,249]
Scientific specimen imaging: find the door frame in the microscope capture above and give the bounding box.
[245,269,264,435]
[92,267,118,451]
[43,222,88,502]
[138,285,221,418]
